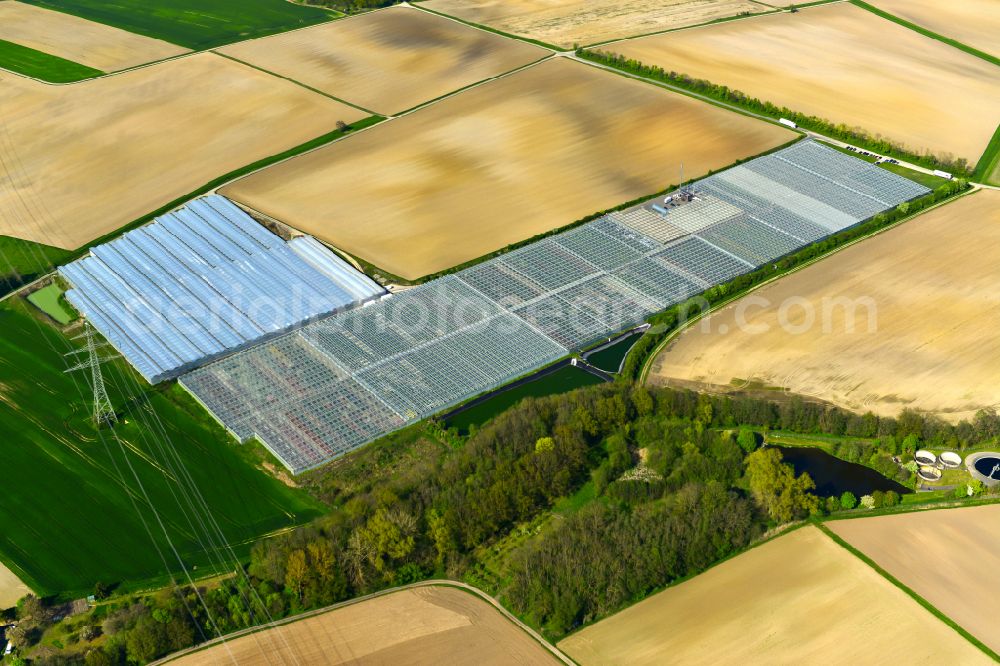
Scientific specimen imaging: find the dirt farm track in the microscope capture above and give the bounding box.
[829,504,1000,655]
[162,585,560,665]
[222,57,793,280]
[559,526,989,665]
[649,190,1000,422]
[605,2,1000,163]
[0,53,364,250]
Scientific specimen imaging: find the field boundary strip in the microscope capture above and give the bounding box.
[814,522,1000,661]
[390,50,555,117]
[850,0,1000,67]
[972,123,1000,186]
[636,187,981,384]
[821,495,1000,523]
[580,1,808,50]
[410,3,565,51]
[211,51,379,115]
[149,580,575,666]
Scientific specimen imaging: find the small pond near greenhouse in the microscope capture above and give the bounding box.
[775,446,911,497]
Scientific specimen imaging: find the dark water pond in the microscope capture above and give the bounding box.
[444,363,604,434]
[585,333,641,373]
[775,446,911,497]
[974,457,1000,480]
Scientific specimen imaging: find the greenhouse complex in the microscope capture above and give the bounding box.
[60,195,384,383]
[181,141,929,473]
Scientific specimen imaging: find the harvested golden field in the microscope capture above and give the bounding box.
[867,0,1000,58]
[649,190,1000,422]
[559,526,990,665]
[829,504,1000,655]
[0,53,365,250]
[421,0,767,49]
[170,585,559,665]
[0,560,30,610]
[218,7,548,115]
[222,58,793,280]
[606,2,1000,163]
[0,1,187,72]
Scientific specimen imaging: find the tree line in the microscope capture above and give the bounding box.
[579,49,973,175]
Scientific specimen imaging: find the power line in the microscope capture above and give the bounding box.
[64,323,119,427]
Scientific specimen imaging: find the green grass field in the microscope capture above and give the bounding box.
[0,39,101,82]
[0,236,73,296]
[973,123,1000,186]
[20,0,337,50]
[0,298,324,598]
[445,365,604,434]
[26,284,75,325]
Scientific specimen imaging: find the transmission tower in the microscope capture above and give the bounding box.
[65,324,119,427]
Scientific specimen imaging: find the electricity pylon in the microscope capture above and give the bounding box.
[65,324,118,427]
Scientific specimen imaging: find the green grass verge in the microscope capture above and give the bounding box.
[26,283,75,325]
[0,298,324,599]
[0,236,73,296]
[819,141,957,188]
[0,39,102,82]
[19,0,338,50]
[815,521,1000,661]
[972,123,1000,186]
[850,0,1000,67]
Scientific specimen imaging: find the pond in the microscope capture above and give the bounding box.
[444,363,606,434]
[774,446,911,497]
[584,333,642,373]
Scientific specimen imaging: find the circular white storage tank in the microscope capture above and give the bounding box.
[940,451,962,468]
[917,465,942,482]
[915,450,937,465]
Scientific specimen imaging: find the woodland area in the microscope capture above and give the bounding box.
[19,380,1000,664]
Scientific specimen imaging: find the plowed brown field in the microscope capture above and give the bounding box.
[222,58,793,280]
[606,3,1000,162]
[0,53,364,249]
[219,7,548,114]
